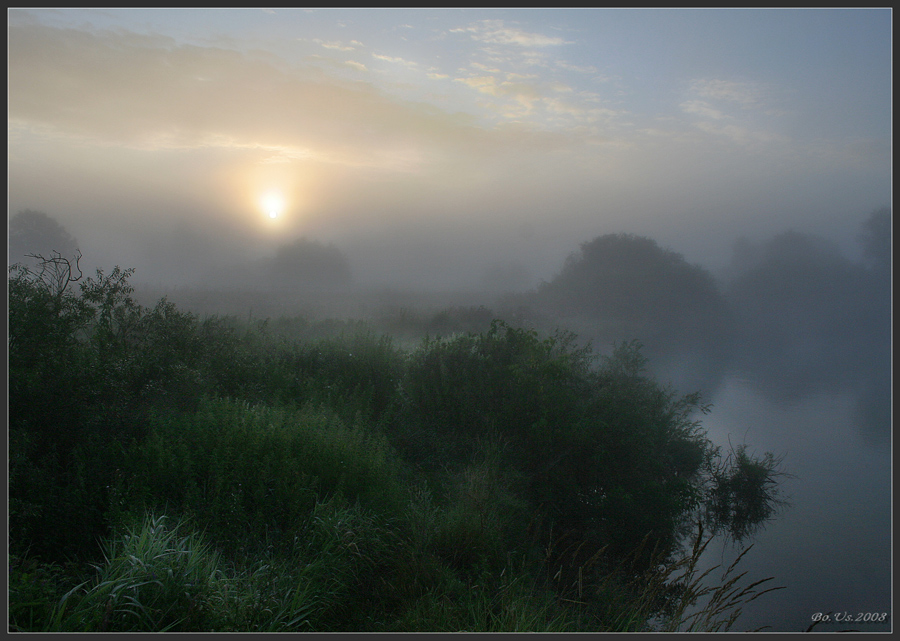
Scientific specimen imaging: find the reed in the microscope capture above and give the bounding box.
[45,514,222,632]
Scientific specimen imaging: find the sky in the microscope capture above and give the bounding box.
[7,8,892,289]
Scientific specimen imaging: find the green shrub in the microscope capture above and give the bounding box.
[429,434,530,575]
[8,554,77,632]
[116,398,406,552]
[263,329,403,423]
[46,514,223,632]
[8,257,788,632]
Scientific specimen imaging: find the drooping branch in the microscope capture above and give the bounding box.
[24,249,83,304]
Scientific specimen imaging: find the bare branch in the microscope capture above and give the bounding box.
[23,250,83,302]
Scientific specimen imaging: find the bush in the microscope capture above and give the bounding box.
[116,398,406,553]
[46,514,223,632]
[8,255,788,631]
[396,321,784,581]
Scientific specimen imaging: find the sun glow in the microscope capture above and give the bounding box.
[260,191,285,220]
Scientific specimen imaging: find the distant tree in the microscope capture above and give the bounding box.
[481,261,531,292]
[268,238,352,290]
[858,206,891,276]
[533,233,733,354]
[725,230,879,401]
[8,210,80,267]
[727,230,863,329]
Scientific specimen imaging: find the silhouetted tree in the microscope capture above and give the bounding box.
[725,229,880,402]
[533,233,733,356]
[268,238,352,290]
[9,210,80,267]
[858,206,891,276]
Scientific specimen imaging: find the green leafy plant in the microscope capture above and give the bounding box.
[45,514,223,632]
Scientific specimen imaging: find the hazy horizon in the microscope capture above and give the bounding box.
[8,8,891,291]
[6,10,892,632]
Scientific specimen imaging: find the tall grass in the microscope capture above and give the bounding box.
[652,522,785,632]
[18,474,784,632]
[10,265,790,632]
[115,397,406,551]
[44,514,222,632]
[564,519,785,632]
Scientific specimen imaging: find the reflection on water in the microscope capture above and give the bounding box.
[691,375,891,632]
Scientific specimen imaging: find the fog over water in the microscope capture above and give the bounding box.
[652,360,889,632]
[8,8,891,633]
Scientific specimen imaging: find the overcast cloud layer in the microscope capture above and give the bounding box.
[7,8,891,288]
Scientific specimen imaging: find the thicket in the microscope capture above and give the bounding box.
[8,253,787,632]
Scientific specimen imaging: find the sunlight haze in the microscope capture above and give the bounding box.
[6,8,892,633]
[8,8,891,287]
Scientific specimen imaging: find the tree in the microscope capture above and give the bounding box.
[858,206,891,276]
[8,210,80,267]
[724,229,883,403]
[397,321,786,577]
[532,233,733,357]
[268,237,352,290]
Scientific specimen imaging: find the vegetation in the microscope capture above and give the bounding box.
[9,250,789,632]
[724,223,891,407]
[267,237,353,291]
[530,233,735,360]
[8,209,80,268]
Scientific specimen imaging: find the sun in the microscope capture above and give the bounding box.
[260,191,285,220]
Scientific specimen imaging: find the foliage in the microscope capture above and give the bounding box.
[575,520,784,632]
[8,554,77,632]
[705,446,791,542]
[8,209,80,266]
[113,398,406,551]
[267,237,352,290]
[396,321,726,569]
[262,329,404,423]
[8,255,788,631]
[8,256,91,445]
[45,514,223,632]
[532,233,734,355]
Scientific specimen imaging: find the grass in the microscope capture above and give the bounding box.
[16,503,783,632]
[43,514,223,632]
[582,519,785,632]
[9,270,790,632]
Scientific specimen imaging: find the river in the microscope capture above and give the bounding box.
[688,372,892,632]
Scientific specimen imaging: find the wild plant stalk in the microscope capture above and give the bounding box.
[550,519,783,632]
[639,520,785,632]
[45,514,223,632]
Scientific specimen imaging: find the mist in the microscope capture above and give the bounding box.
[7,8,891,633]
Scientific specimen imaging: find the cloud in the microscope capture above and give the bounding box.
[680,100,728,120]
[456,75,499,93]
[372,53,418,68]
[677,77,790,147]
[317,40,358,52]
[450,19,570,47]
[8,24,441,166]
[690,78,761,107]
[8,20,603,187]
[344,60,368,72]
[454,73,545,118]
[470,61,503,74]
[545,98,584,117]
[555,60,599,75]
